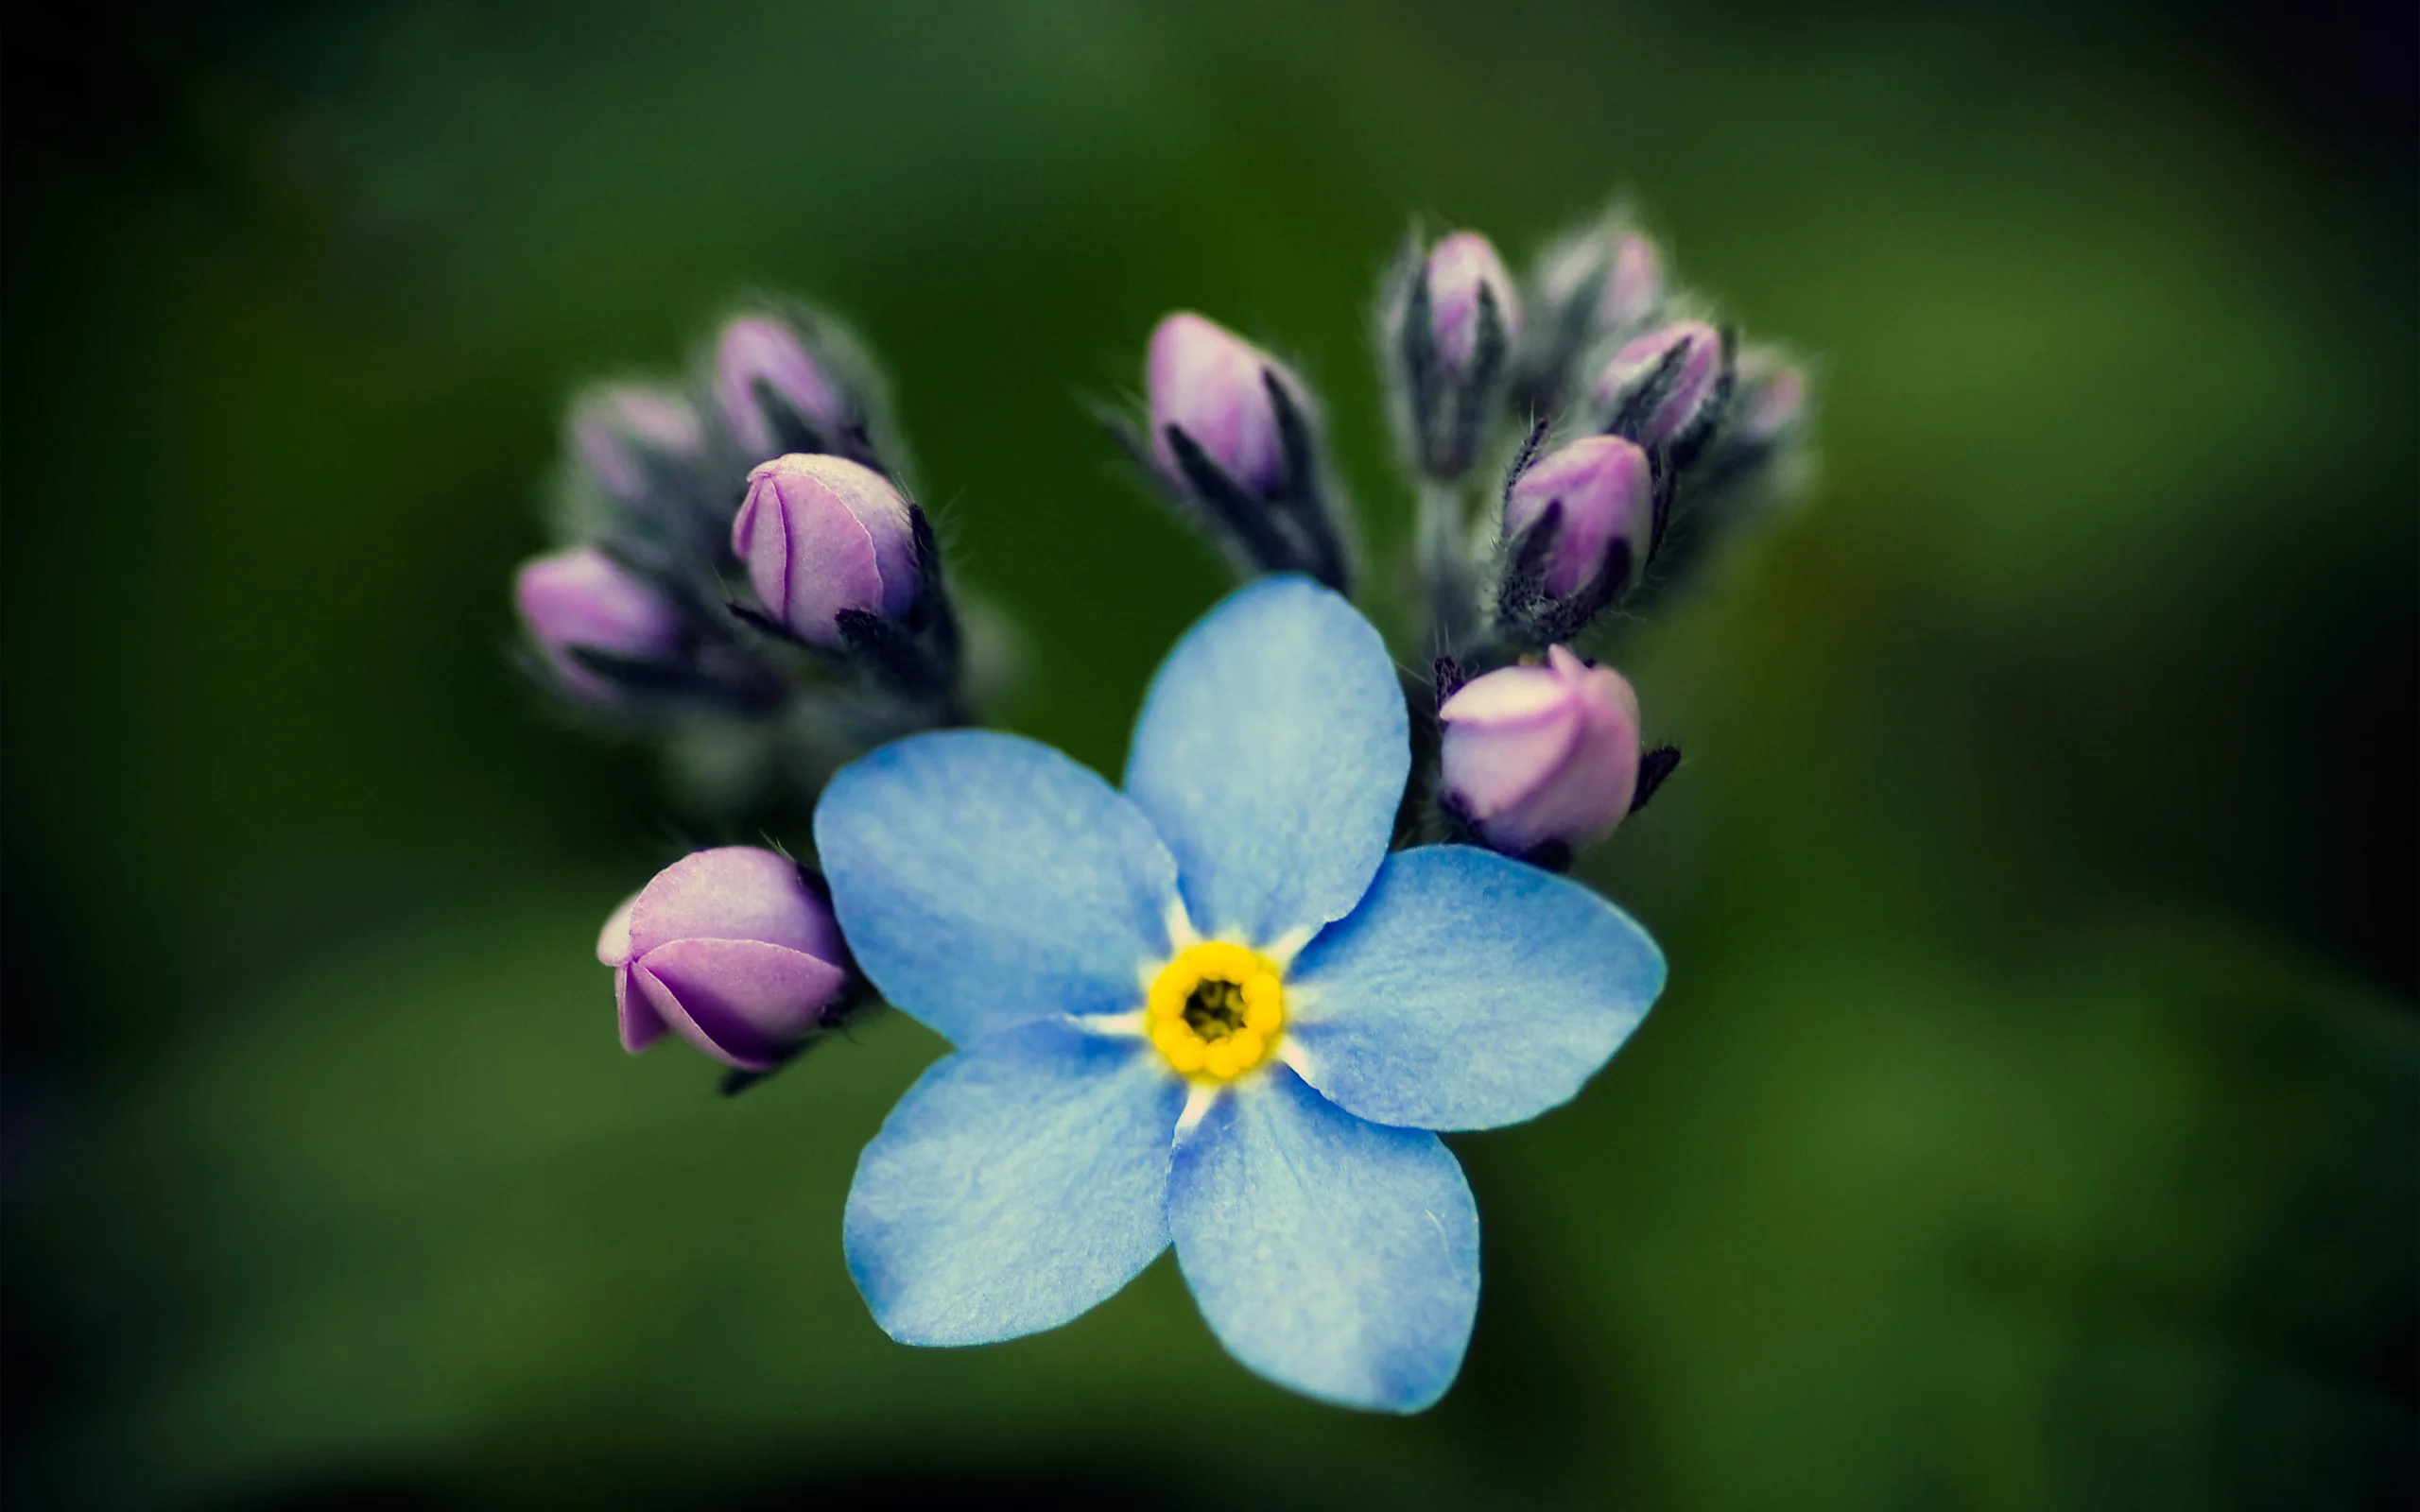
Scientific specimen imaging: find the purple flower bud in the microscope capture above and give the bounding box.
[1503,435,1655,599]
[1591,319,1727,448]
[1604,233,1663,331]
[596,846,850,1071]
[715,315,852,458]
[1540,228,1663,340]
[732,454,919,646]
[1733,350,1808,444]
[1147,312,1300,495]
[1439,646,1643,858]
[1421,231,1521,376]
[514,545,683,699]
[571,384,706,502]
[1381,232,1520,481]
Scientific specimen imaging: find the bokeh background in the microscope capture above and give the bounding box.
[6,2,2413,1507]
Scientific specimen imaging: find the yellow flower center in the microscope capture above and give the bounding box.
[1146,940,1284,1080]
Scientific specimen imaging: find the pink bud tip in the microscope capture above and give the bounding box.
[571,385,705,501]
[1423,231,1521,375]
[715,315,850,458]
[1145,312,1299,495]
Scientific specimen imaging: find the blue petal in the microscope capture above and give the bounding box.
[1168,1067,1478,1413]
[845,1018,1185,1346]
[1123,576,1409,947]
[816,730,1180,1044]
[1287,846,1664,1132]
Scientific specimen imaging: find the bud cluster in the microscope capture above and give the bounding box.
[1104,204,1810,869]
[1487,214,1811,648]
[513,305,995,1078]
[513,302,975,810]
[527,195,1810,1083]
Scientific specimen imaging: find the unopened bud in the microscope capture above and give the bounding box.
[1538,227,1663,343]
[1679,346,1815,520]
[1515,218,1668,417]
[715,315,854,459]
[1146,312,1297,495]
[732,455,919,647]
[1135,312,1348,590]
[1421,232,1522,378]
[514,545,683,699]
[1386,230,1518,479]
[1732,349,1808,445]
[1503,435,1655,600]
[1591,319,1729,455]
[571,384,707,504]
[1438,646,1643,861]
[597,847,850,1070]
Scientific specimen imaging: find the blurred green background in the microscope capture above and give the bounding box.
[5,1,2413,1507]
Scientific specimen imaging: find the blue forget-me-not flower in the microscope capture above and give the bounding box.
[812,576,1667,1412]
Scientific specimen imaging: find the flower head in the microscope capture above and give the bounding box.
[597,846,851,1070]
[815,577,1664,1412]
[1439,646,1643,860]
[514,545,683,699]
[733,454,920,646]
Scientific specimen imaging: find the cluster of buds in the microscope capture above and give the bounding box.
[1504,209,1812,622]
[529,198,1809,1081]
[1515,210,1667,417]
[1112,206,1809,869]
[515,305,980,1082]
[512,302,973,800]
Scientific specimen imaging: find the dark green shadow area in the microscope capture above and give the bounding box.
[5,1,2412,1507]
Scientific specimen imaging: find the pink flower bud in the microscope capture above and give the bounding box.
[1592,319,1726,448]
[597,847,851,1070]
[1439,646,1642,859]
[1734,350,1808,444]
[1604,233,1663,331]
[715,315,851,458]
[1146,312,1300,495]
[513,546,683,699]
[1422,231,1521,376]
[732,454,919,646]
[570,384,706,502]
[1503,436,1655,600]
[1541,228,1663,340]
